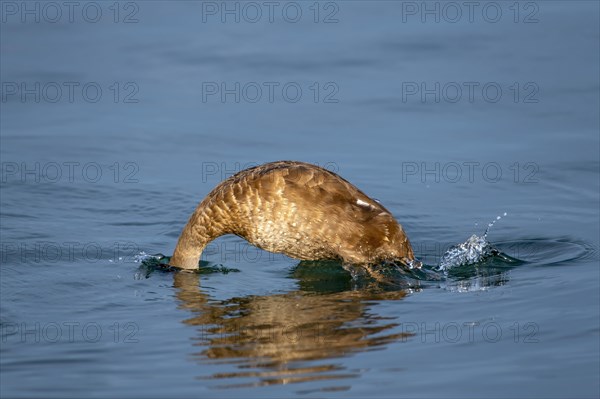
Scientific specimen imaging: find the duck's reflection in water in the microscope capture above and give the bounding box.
[172,263,414,389]
[170,257,513,388]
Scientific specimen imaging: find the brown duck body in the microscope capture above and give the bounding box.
[170,161,415,269]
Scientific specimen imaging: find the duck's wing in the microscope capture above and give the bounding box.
[275,162,392,223]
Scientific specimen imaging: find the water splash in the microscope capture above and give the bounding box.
[437,234,495,271]
[133,252,241,279]
[438,213,507,272]
[406,259,423,270]
[484,212,508,238]
[133,251,160,263]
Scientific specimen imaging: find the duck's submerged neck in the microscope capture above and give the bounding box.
[170,226,207,269]
[170,207,226,269]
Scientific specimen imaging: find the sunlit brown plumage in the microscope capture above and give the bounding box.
[170,161,415,269]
